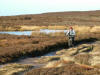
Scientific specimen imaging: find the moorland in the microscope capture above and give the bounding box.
[0,10,100,75]
[0,10,100,31]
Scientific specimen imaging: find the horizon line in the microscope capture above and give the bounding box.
[1,9,100,17]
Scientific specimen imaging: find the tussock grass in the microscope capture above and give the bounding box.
[25,63,100,75]
[0,64,33,75]
[74,53,91,65]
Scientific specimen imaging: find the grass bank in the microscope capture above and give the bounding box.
[0,30,99,64]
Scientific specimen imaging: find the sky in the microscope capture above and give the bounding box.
[0,0,100,16]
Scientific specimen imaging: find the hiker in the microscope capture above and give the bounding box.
[66,27,76,46]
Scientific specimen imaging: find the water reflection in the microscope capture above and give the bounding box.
[0,31,32,35]
[0,29,67,35]
[40,29,67,34]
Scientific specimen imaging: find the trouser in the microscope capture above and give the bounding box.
[68,36,75,45]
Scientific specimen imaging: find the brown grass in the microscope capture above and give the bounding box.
[1,10,100,31]
[0,34,67,64]
[25,63,100,75]
[0,64,33,75]
[74,53,91,65]
[1,10,100,26]
[0,30,99,64]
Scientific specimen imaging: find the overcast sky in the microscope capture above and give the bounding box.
[0,0,100,16]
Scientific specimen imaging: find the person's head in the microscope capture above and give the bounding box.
[70,27,73,30]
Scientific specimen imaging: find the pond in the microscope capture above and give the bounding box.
[0,29,68,35]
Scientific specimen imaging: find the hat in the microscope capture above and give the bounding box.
[70,27,73,29]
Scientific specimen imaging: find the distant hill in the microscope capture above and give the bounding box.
[0,10,100,26]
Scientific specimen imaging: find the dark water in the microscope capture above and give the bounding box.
[15,51,56,65]
[0,51,56,68]
[0,51,57,75]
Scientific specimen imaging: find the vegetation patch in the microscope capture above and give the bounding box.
[25,63,100,75]
[0,63,33,75]
[0,30,99,64]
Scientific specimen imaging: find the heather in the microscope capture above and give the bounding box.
[0,31,99,64]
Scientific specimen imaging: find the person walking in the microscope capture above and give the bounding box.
[66,27,75,47]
